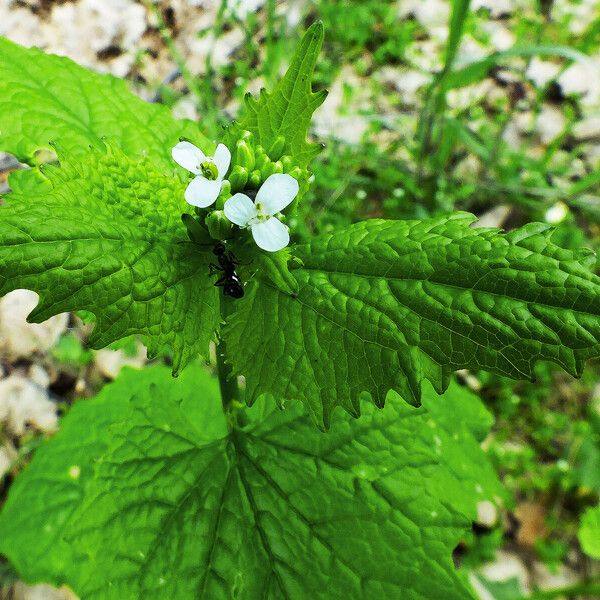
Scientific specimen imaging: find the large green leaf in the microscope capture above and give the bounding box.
[0,36,210,168]
[0,366,500,600]
[239,21,328,167]
[226,214,600,427]
[0,145,219,372]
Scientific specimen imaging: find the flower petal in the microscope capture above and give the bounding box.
[213,144,231,180]
[251,217,290,252]
[224,193,258,226]
[184,176,222,208]
[255,173,299,215]
[172,141,206,174]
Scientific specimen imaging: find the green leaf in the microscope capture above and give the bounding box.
[579,504,600,559]
[225,214,600,427]
[239,22,328,167]
[0,145,220,372]
[0,36,210,168]
[443,45,587,91]
[0,367,499,600]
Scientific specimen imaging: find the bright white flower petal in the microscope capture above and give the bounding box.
[184,176,222,208]
[255,173,299,215]
[213,144,231,180]
[224,193,258,226]
[172,141,206,174]
[251,217,290,252]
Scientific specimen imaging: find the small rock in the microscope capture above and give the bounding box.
[545,202,569,225]
[526,58,561,89]
[573,116,600,141]
[12,582,78,600]
[476,550,531,595]
[0,375,57,435]
[532,561,580,593]
[0,442,16,478]
[536,106,567,145]
[0,290,68,359]
[476,500,498,528]
[95,343,147,380]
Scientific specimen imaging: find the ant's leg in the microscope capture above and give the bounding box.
[214,275,227,288]
[208,263,222,275]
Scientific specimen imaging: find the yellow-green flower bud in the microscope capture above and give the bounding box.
[281,155,293,171]
[229,165,248,192]
[272,161,283,174]
[287,166,303,180]
[248,169,262,188]
[260,161,277,179]
[206,210,232,240]
[255,148,269,171]
[215,180,231,210]
[241,130,253,141]
[267,135,286,161]
[235,139,255,171]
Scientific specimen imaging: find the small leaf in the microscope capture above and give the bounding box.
[0,36,210,169]
[0,145,220,372]
[239,22,328,167]
[0,368,500,600]
[225,214,600,427]
[579,504,600,559]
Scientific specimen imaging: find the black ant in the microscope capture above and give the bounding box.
[210,242,244,298]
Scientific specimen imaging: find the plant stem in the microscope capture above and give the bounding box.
[216,337,238,414]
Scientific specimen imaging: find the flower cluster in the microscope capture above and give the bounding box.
[172,140,300,253]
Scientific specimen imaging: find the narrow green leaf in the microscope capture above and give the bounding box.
[225,214,600,427]
[444,0,471,74]
[0,368,499,600]
[443,45,588,90]
[0,145,220,372]
[239,22,328,167]
[0,36,210,168]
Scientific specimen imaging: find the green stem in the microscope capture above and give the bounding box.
[216,337,238,415]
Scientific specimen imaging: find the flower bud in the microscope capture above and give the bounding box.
[272,160,283,174]
[229,165,248,192]
[235,140,255,171]
[215,180,231,210]
[280,155,293,171]
[267,135,286,161]
[287,166,303,180]
[206,210,232,240]
[248,169,262,188]
[240,129,253,141]
[255,148,269,171]
[260,161,277,179]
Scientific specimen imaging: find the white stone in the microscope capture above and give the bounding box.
[526,58,561,89]
[0,442,15,478]
[12,582,78,600]
[558,58,600,107]
[95,343,147,380]
[477,550,531,594]
[573,116,600,140]
[532,561,580,592]
[0,290,68,359]
[476,500,498,527]
[536,106,567,145]
[0,375,57,435]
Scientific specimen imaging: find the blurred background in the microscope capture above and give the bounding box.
[0,0,600,598]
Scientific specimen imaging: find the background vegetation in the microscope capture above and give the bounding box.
[0,0,599,598]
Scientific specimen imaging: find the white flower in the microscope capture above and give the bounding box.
[224,174,299,252]
[172,141,231,208]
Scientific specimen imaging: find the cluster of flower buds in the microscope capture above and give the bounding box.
[173,129,312,251]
